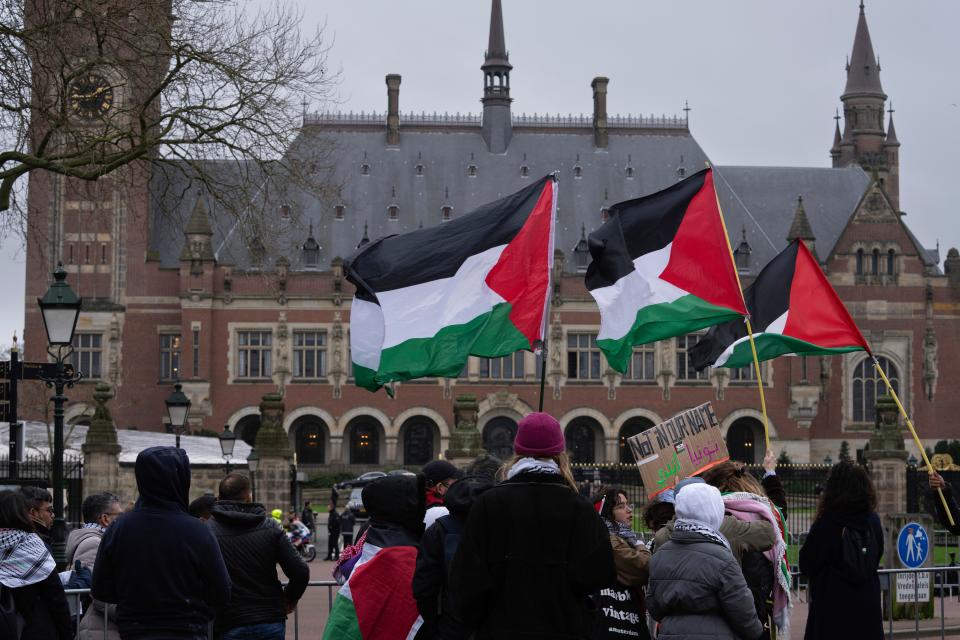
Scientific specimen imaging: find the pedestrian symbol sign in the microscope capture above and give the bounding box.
[896,522,928,569]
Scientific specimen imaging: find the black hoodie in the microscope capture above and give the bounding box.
[92,446,231,639]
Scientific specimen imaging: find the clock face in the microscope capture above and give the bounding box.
[69,73,114,119]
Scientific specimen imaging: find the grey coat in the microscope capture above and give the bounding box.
[647,528,763,640]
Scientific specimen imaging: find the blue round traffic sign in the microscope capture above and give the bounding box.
[896,522,929,569]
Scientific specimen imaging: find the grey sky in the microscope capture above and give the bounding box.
[3,0,957,346]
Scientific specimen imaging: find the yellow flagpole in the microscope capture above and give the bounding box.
[709,164,772,451]
[872,356,954,527]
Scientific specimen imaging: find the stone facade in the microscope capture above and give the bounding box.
[22,2,955,470]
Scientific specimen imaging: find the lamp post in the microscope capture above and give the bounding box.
[165,381,191,448]
[37,264,83,566]
[824,455,833,466]
[247,449,260,500]
[219,424,236,474]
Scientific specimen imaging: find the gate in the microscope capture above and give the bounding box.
[0,453,84,527]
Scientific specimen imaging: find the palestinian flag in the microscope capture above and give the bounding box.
[347,176,556,391]
[586,168,747,373]
[322,529,422,640]
[690,239,870,370]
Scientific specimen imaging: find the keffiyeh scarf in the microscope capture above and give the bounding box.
[0,529,55,588]
[673,518,731,551]
[723,491,792,640]
[603,518,642,548]
[506,457,560,480]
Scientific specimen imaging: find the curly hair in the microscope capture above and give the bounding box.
[701,461,766,496]
[815,461,876,522]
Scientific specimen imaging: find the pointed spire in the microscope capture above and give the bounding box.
[787,195,816,242]
[184,197,213,236]
[843,1,885,97]
[484,0,510,67]
[357,222,370,249]
[884,103,900,146]
[831,109,842,153]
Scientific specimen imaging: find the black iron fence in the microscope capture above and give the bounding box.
[0,453,84,527]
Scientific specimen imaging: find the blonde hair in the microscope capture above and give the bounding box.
[701,461,766,496]
[498,452,579,492]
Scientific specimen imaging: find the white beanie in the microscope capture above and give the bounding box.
[674,482,725,530]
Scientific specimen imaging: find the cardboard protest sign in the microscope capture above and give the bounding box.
[626,402,730,498]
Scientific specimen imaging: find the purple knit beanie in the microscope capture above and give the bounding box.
[514,412,565,457]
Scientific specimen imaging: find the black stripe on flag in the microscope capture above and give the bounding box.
[689,241,799,370]
[585,169,708,291]
[345,176,552,302]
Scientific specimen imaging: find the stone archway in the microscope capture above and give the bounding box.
[726,417,764,464]
[290,415,329,466]
[345,416,384,465]
[618,417,655,464]
[482,416,517,461]
[235,414,262,448]
[565,417,603,464]
[399,416,440,466]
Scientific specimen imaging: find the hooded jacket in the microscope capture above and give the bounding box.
[66,526,103,570]
[207,500,309,633]
[91,446,231,639]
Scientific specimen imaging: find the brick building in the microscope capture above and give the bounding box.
[23,1,958,469]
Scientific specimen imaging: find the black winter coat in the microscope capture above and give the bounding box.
[449,471,615,640]
[9,572,72,640]
[799,510,883,640]
[92,447,231,639]
[740,473,789,640]
[927,482,960,535]
[207,500,310,634]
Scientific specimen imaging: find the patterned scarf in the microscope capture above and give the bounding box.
[603,517,642,548]
[506,457,560,479]
[0,529,55,588]
[673,518,731,551]
[82,522,106,533]
[722,491,792,640]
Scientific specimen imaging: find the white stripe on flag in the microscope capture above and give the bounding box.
[714,310,789,367]
[350,298,385,372]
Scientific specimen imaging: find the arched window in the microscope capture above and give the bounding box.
[887,249,895,276]
[482,417,517,461]
[726,418,761,464]
[856,249,864,275]
[401,417,436,466]
[565,418,599,464]
[348,418,380,464]
[293,418,326,465]
[852,356,900,423]
[618,417,654,464]
[871,249,880,275]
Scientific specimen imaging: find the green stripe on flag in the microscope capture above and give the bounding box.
[598,294,743,373]
[718,332,865,368]
[322,593,362,640]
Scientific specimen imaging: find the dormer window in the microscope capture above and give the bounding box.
[600,208,610,223]
[441,206,453,223]
[467,164,478,177]
[625,166,634,179]
[573,224,590,273]
[520,165,529,178]
[388,205,399,221]
[573,165,583,179]
[279,204,292,219]
[301,225,320,270]
[334,205,345,220]
[360,163,370,176]
[415,163,424,176]
[734,229,752,274]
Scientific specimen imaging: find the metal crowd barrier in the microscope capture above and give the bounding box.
[64,580,340,640]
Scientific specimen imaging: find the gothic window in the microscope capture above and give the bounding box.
[402,418,436,466]
[856,249,864,275]
[565,418,599,464]
[349,419,379,464]
[293,330,327,379]
[294,418,326,465]
[236,330,272,379]
[887,249,895,275]
[852,356,900,423]
[567,333,602,380]
[676,334,709,382]
[624,345,655,382]
[159,334,181,381]
[479,352,525,380]
[388,205,399,221]
[69,333,102,379]
[441,206,453,222]
[871,249,880,275]
[618,417,654,463]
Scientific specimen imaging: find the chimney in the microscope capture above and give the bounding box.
[591,77,609,149]
[386,74,401,146]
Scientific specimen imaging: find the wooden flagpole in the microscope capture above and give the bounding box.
[709,163,772,451]
[872,356,954,527]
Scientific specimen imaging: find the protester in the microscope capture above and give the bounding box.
[449,412,615,639]
[340,505,357,548]
[208,473,309,640]
[414,475,494,640]
[188,493,217,521]
[422,460,463,529]
[643,489,675,550]
[322,474,427,640]
[325,500,341,561]
[927,471,960,534]
[799,461,883,640]
[463,453,502,481]
[594,488,652,640]
[0,490,71,639]
[67,492,122,640]
[647,482,763,640]
[18,485,54,552]
[301,499,316,534]
[700,451,791,639]
[92,446,231,639]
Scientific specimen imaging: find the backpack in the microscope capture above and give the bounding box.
[0,585,24,640]
[839,525,879,584]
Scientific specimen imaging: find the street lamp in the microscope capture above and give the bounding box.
[219,424,236,474]
[247,449,260,500]
[165,381,191,448]
[37,264,83,565]
[823,455,833,466]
